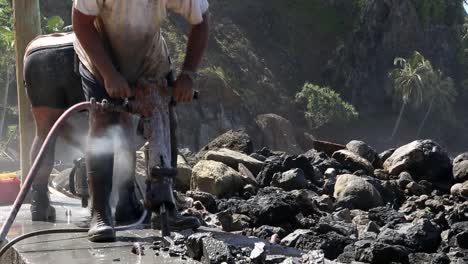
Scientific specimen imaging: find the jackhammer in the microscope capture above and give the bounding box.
[0,90,198,257]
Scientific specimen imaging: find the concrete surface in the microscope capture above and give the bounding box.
[0,191,303,264]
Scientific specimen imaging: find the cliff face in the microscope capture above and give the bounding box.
[40,0,467,152]
[325,0,464,116]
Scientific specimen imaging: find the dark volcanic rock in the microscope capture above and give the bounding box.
[186,233,211,260]
[249,225,288,240]
[257,156,285,186]
[396,219,441,253]
[217,187,299,227]
[303,149,343,173]
[354,240,411,264]
[187,191,218,213]
[368,206,407,227]
[379,149,396,164]
[271,168,308,191]
[281,229,354,260]
[453,153,468,183]
[448,221,468,249]
[383,140,452,183]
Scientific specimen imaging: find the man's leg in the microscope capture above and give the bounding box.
[30,107,63,222]
[86,110,118,242]
[114,113,143,223]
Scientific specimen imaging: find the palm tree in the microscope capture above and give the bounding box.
[416,70,457,137]
[388,51,433,140]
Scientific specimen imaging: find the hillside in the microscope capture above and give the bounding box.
[28,0,468,154]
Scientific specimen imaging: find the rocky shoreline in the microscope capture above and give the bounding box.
[171,130,468,263]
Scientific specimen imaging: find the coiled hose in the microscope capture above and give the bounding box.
[0,101,148,258]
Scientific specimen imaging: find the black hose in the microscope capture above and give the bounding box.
[0,210,148,257]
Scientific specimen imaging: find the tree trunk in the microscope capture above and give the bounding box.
[390,101,407,140]
[0,65,11,139]
[13,0,41,181]
[416,96,435,138]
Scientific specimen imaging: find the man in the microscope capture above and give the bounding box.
[24,33,142,224]
[72,0,210,242]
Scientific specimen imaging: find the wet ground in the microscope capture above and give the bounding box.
[0,190,302,264]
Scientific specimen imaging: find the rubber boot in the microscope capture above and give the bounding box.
[151,192,201,231]
[115,179,144,224]
[30,184,56,222]
[87,151,115,242]
[30,145,56,222]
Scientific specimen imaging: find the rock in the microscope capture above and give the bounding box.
[303,149,343,173]
[255,114,303,154]
[379,149,396,165]
[368,207,407,227]
[354,240,410,264]
[217,187,300,227]
[398,172,414,189]
[448,222,468,249]
[406,182,426,196]
[271,169,308,191]
[201,236,233,264]
[396,219,441,252]
[334,174,383,210]
[453,153,468,183]
[346,140,381,168]
[382,140,452,182]
[186,191,218,213]
[365,221,380,234]
[249,242,266,264]
[374,169,391,180]
[377,228,408,247]
[205,148,264,175]
[324,168,337,180]
[191,160,245,197]
[332,150,374,175]
[216,210,250,232]
[197,129,254,159]
[238,163,259,186]
[176,155,192,192]
[280,229,314,248]
[251,225,288,240]
[257,155,284,186]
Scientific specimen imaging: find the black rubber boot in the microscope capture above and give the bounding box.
[151,191,201,231]
[30,144,56,222]
[115,180,144,224]
[87,151,115,242]
[30,184,56,222]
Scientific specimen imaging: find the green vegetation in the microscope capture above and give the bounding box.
[388,51,456,139]
[296,83,358,129]
[411,0,464,26]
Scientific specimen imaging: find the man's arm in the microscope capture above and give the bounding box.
[72,8,132,99]
[174,12,210,102]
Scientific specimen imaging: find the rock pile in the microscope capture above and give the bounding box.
[176,131,468,263]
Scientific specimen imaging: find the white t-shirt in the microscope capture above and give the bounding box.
[74,0,209,83]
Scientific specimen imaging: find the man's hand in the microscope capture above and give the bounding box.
[173,74,194,103]
[103,70,133,99]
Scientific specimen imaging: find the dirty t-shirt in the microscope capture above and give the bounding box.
[73,0,209,84]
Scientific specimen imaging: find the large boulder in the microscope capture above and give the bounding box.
[204,148,264,175]
[383,140,452,182]
[453,153,468,183]
[255,114,303,154]
[191,160,244,197]
[334,174,383,210]
[332,150,374,175]
[176,155,192,192]
[196,129,254,159]
[346,140,381,168]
